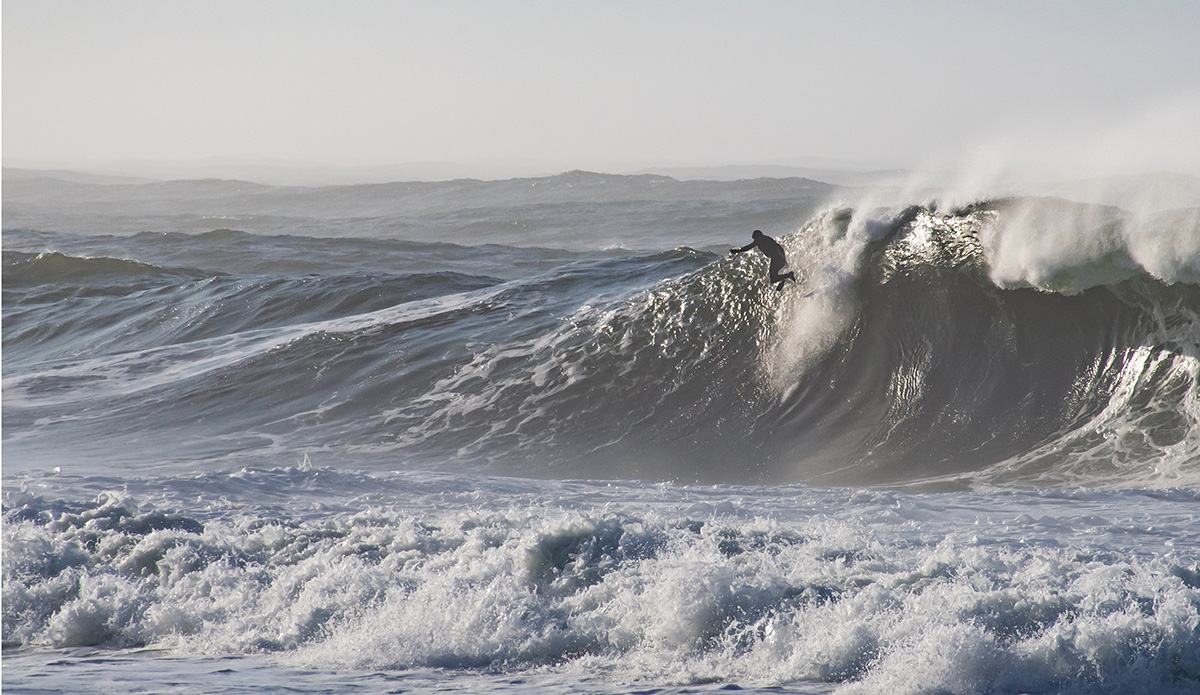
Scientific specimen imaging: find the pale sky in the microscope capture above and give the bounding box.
[4,0,1200,178]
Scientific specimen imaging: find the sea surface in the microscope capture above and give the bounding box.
[4,168,1200,694]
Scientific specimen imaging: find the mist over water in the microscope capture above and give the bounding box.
[4,168,1199,694]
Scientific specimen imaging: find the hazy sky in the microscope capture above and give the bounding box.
[5,0,1200,177]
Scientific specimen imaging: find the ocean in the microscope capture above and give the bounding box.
[3,168,1199,694]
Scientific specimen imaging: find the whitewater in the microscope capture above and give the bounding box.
[3,168,1199,694]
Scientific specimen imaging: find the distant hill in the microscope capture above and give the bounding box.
[4,162,906,188]
[2,168,841,240]
[630,164,910,187]
[3,167,156,186]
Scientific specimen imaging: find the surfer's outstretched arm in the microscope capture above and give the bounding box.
[730,241,757,255]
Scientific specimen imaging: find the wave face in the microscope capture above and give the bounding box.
[4,191,1198,489]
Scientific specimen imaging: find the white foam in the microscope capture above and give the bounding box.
[978,198,1200,292]
[826,134,1200,293]
[763,209,877,395]
[5,476,1198,693]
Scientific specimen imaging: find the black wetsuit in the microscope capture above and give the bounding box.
[730,231,797,290]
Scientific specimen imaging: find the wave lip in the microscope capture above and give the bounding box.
[975,199,1200,291]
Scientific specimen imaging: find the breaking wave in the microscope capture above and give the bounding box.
[4,472,1199,693]
[4,198,1199,489]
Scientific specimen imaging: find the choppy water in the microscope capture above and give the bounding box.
[4,169,1199,694]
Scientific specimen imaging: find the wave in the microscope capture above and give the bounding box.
[3,199,1199,489]
[2,250,206,288]
[810,206,1199,488]
[3,260,501,369]
[2,227,612,278]
[4,473,1199,692]
[351,199,1200,488]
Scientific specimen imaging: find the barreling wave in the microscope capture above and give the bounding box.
[3,198,1198,489]
[372,198,1200,489]
[775,199,1200,488]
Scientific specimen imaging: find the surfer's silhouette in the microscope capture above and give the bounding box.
[730,230,797,291]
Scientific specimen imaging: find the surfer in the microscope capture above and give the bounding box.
[730,230,797,290]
